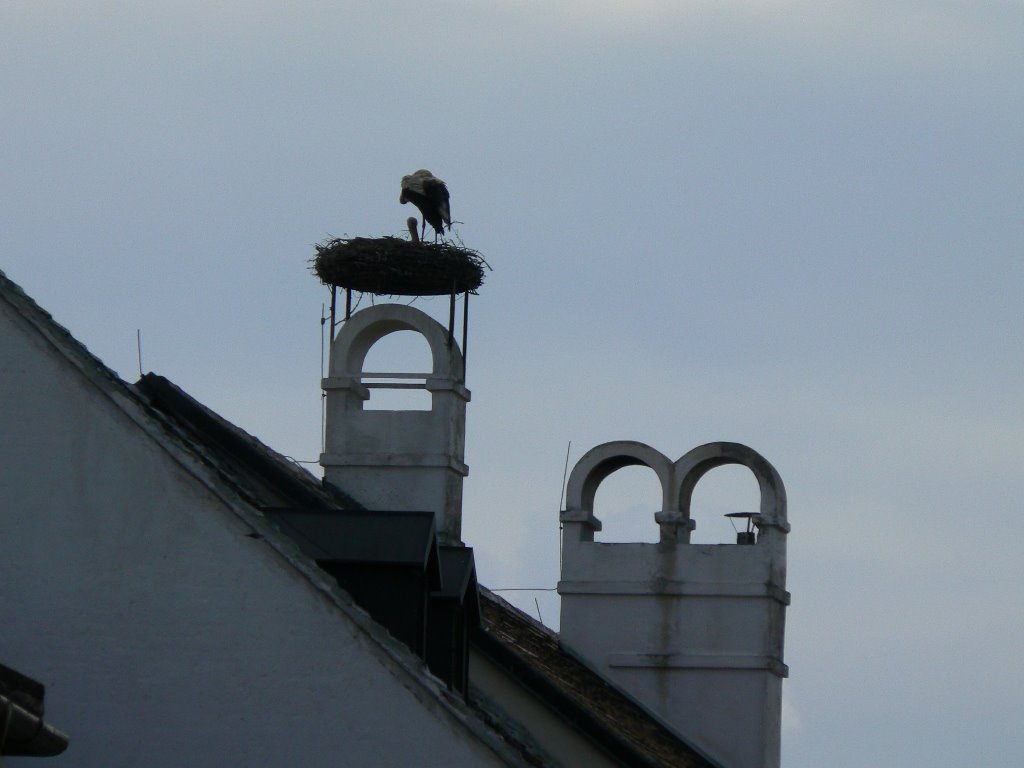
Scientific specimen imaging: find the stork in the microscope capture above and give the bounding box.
[400,169,451,242]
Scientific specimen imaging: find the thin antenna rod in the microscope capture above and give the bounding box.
[320,304,327,456]
[461,292,469,374]
[559,441,571,572]
[534,597,543,625]
[329,286,337,337]
[136,329,143,378]
[560,441,572,511]
[447,284,456,347]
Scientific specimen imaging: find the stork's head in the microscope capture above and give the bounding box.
[399,172,415,203]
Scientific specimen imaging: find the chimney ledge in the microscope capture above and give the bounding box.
[557,579,790,604]
[607,652,789,677]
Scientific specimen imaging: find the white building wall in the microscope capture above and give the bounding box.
[0,295,519,768]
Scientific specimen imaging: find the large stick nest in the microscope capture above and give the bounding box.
[313,236,488,296]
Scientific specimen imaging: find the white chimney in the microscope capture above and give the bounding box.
[320,303,469,544]
[558,440,790,768]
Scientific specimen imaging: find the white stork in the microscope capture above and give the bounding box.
[399,169,451,242]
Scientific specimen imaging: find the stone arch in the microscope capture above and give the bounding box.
[564,441,674,526]
[673,442,788,535]
[330,304,463,381]
[361,328,434,374]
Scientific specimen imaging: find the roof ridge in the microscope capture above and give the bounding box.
[478,587,559,637]
[0,268,138,400]
[134,372,361,511]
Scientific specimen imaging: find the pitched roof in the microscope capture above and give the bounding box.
[0,268,534,767]
[0,268,140,403]
[474,590,721,768]
[134,375,717,768]
[135,368,716,767]
[1,267,716,767]
[136,376,718,766]
[135,372,360,512]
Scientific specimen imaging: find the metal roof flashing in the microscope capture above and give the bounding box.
[0,664,69,757]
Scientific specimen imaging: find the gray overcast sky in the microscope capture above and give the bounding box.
[3,1,1023,765]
